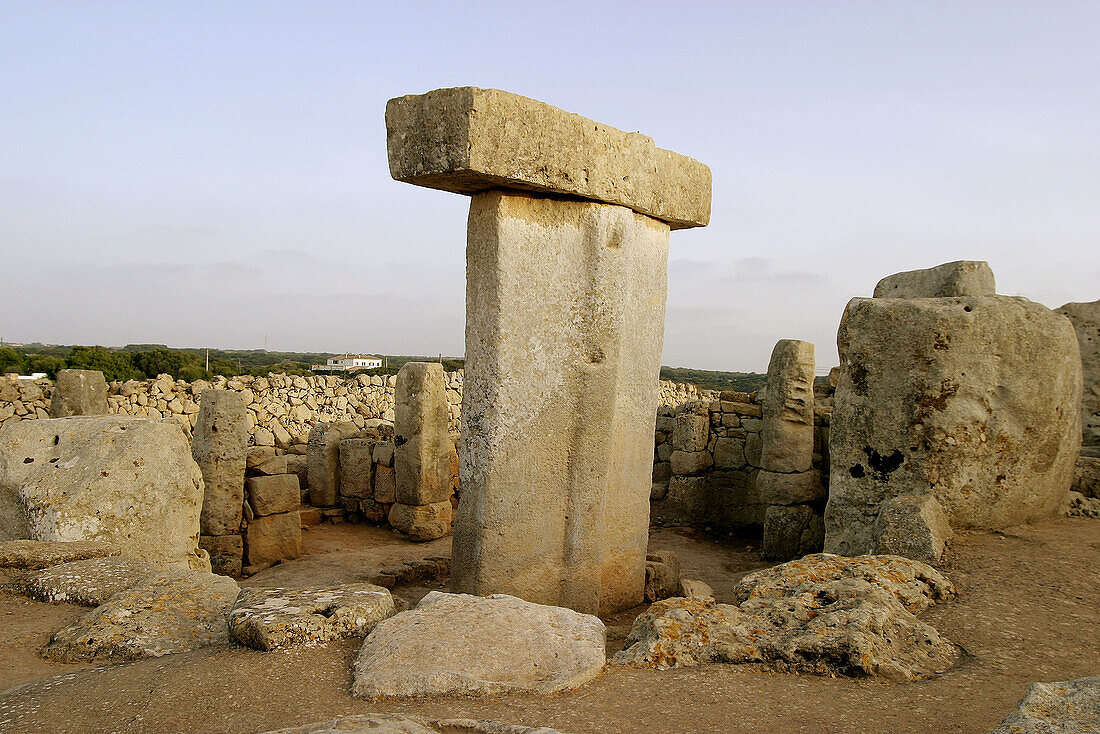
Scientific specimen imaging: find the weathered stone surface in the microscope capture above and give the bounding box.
[192,390,249,536]
[388,501,452,542]
[759,340,815,474]
[672,413,708,452]
[756,469,825,505]
[386,87,711,229]
[248,474,300,516]
[1067,491,1100,518]
[651,475,709,524]
[1073,455,1100,498]
[643,551,681,602]
[373,441,395,467]
[374,464,396,503]
[0,539,118,569]
[200,534,244,577]
[670,449,711,477]
[679,579,714,598]
[245,512,301,567]
[16,555,154,605]
[872,493,953,565]
[307,422,358,507]
[0,416,208,570]
[712,437,746,469]
[49,369,108,417]
[259,715,572,734]
[990,677,1100,734]
[873,260,995,298]
[229,583,396,650]
[395,363,453,506]
[452,191,670,616]
[353,591,605,698]
[826,296,1082,556]
[615,554,958,681]
[43,570,238,662]
[339,438,375,499]
[1057,299,1100,447]
[762,504,824,561]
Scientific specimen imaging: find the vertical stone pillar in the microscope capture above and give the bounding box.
[49,369,108,417]
[386,87,711,615]
[193,389,249,575]
[306,421,358,507]
[756,340,824,560]
[390,362,453,541]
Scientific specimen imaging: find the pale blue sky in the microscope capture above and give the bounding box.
[2,1,1097,371]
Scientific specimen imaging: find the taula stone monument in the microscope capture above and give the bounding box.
[386,87,711,614]
[824,261,1082,559]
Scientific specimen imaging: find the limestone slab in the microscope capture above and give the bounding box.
[49,369,108,417]
[248,474,300,516]
[0,539,118,569]
[339,438,375,499]
[16,555,155,606]
[192,389,249,536]
[386,87,711,229]
[1056,299,1100,446]
[307,422,358,507]
[452,191,670,616]
[394,363,452,506]
[759,340,815,474]
[246,512,301,567]
[873,260,995,298]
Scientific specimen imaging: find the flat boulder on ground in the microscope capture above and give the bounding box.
[352,591,605,698]
[43,569,239,663]
[613,553,958,681]
[259,715,571,734]
[229,583,397,651]
[0,416,208,570]
[990,677,1100,733]
[0,539,118,569]
[15,556,154,606]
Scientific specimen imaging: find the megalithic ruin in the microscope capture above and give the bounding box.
[385,88,711,615]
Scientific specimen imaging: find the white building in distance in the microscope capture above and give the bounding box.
[312,354,383,372]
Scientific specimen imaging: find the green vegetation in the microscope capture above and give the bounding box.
[659,366,767,393]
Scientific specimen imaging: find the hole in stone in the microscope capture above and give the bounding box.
[49,457,59,463]
[52,436,59,446]
[314,605,338,618]
[23,457,33,464]
[963,306,972,312]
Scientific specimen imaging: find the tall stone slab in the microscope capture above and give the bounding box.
[386,87,711,615]
[192,390,249,536]
[49,369,108,417]
[758,340,815,475]
[824,294,1081,557]
[307,421,358,507]
[1056,299,1100,447]
[394,363,452,506]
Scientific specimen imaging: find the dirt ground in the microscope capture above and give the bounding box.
[0,518,1097,734]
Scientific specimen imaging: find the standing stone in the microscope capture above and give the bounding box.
[387,87,710,616]
[192,390,249,536]
[245,511,302,567]
[872,260,995,299]
[339,438,375,499]
[394,363,452,506]
[825,294,1082,557]
[758,340,815,474]
[307,421,358,507]
[49,369,108,417]
[1055,299,1100,446]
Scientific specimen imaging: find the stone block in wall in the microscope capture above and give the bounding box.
[200,534,244,577]
[744,432,762,467]
[247,447,277,469]
[756,470,825,506]
[247,475,300,516]
[252,455,290,475]
[670,450,712,477]
[50,370,108,417]
[656,443,673,462]
[339,439,376,499]
[360,499,388,524]
[655,415,674,433]
[873,260,995,298]
[307,421,358,507]
[652,476,709,524]
[374,464,396,503]
[762,504,823,561]
[253,428,276,447]
[713,437,746,469]
[651,482,668,501]
[672,413,709,452]
[245,511,302,567]
[709,470,765,527]
[871,493,953,565]
[388,501,452,542]
[1073,455,1100,498]
[372,441,395,467]
[652,462,671,483]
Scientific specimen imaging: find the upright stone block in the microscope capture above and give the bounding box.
[1056,299,1100,446]
[192,390,249,536]
[49,369,108,417]
[394,363,452,506]
[339,438,375,499]
[873,260,995,298]
[759,340,815,474]
[306,421,358,507]
[387,88,710,616]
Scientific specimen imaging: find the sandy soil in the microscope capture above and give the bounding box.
[0,518,1097,734]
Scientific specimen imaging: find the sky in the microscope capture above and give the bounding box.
[1,1,1098,372]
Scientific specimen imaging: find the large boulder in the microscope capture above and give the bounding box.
[613,553,958,681]
[15,555,155,606]
[352,591,605,698]
[825,296,1081,556]
[989,677,1100,734]
[43,569,238,662]
[1056,299,1100,447]
[49,369,108,417]
[0,416,208,570]
[873,260,995,299]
